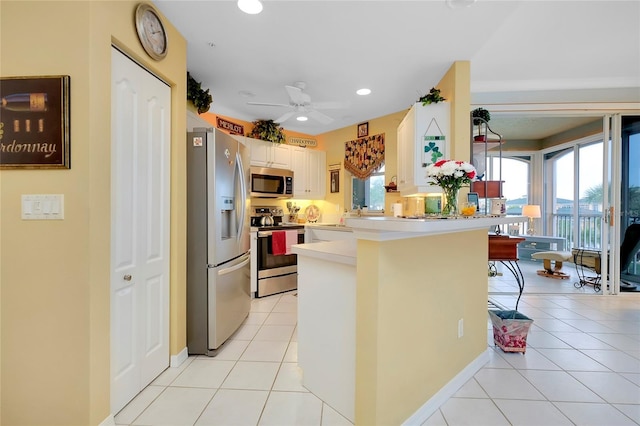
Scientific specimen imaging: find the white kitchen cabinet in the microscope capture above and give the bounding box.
[291,146,326,199]
[247,137,291,169]
[397,102,450,195]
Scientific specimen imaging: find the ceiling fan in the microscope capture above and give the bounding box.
[247,81,347,125]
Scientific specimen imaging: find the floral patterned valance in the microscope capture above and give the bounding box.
[344,133,385,179]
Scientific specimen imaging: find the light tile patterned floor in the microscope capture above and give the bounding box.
[115,260,640,425]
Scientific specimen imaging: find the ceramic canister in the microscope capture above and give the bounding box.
[490,198,507,215]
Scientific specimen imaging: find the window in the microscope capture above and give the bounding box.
[490,156,530,215]
[352,164,385,211]
[545,141,604,249]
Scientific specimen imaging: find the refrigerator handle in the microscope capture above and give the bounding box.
[217,253,250,276]
[236,151,247,242]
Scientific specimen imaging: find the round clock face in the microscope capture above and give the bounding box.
[135,3,168,60]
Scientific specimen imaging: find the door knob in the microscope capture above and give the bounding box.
[123,274,132,281]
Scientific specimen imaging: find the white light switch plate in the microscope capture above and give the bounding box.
[22,194,64,220]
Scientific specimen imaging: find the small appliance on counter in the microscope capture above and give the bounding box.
[490,198,507,215]
[250,206,304,297]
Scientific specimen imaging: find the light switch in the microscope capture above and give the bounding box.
[22,194,64,220]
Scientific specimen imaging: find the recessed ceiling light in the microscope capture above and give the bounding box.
[237,0,263,14]
[356,88,371,96]
[297,116,308,122]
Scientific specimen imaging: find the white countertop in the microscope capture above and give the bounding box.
[304,223,353,232]
[345,215,526,241]
[292,240,356,266]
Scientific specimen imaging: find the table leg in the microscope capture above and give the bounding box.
[499,260,525,310]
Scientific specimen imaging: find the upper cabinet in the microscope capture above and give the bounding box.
[397,102,450,194]
[247,137,291,169]
[291,146,326,199]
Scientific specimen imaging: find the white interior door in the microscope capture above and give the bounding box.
[110,48,171,413]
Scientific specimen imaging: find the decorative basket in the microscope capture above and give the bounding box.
[488,310,533,353]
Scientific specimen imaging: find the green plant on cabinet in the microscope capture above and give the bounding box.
[187,72,213,114]
[248,119,286,144]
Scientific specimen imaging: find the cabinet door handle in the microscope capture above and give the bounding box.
[123,274,132,281]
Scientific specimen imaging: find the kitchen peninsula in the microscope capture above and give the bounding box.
[293,215,524,425]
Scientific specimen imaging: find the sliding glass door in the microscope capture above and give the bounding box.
[600,114,640,294]
[620,116,640,287]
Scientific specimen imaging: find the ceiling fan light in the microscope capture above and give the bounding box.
[296,116,308,122]
[237,0,263,15]
[356,88,371,96]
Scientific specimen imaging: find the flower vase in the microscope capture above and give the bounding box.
[442,187,459,216]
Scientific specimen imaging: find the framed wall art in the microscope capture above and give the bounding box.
[0,75,71,169]
[357,121,368,138]
[330,169,340,193]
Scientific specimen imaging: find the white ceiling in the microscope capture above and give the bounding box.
[154,0,640,139]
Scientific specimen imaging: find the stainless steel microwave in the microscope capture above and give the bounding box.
[249,167,294,198]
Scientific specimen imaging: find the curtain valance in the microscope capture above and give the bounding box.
[344,133,385,179]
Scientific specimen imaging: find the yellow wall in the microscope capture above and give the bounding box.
[356,230,488,425]
[437,61,471,162]
[318,111,406,214]
[0,1,186,424]
[316,61,470,216]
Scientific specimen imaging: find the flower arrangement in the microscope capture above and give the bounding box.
[425,159,477,215]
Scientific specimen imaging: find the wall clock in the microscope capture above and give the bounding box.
[135,3,168,61]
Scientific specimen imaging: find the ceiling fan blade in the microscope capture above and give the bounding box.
[311,101,350,110]
[247,101,291,108]
[274,111,296,123]
[284,86,304,105]
[307,109,334,125]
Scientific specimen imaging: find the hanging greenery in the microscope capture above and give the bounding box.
[248,119,286,144]
[187,72,213,114]
[418,87,446,105]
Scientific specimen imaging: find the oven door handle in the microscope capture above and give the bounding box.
[216,253,250,276]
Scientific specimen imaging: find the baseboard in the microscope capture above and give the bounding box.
[170,347,189,368]
[402,349,490,425]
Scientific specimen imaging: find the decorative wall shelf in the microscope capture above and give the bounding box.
[470,116,504,214]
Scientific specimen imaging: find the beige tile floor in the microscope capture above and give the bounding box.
[115,260,640,425]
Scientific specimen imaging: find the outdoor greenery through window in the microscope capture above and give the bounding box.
[490,156,530,216]
[352,164,385,211]
[546,141,604,249]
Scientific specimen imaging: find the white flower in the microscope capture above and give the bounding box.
[425,159,477,188]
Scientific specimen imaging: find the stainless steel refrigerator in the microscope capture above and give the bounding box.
[187,127,251,355]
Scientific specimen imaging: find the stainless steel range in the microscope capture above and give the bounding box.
[251,206,304,298]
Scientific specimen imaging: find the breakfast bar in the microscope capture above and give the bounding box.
[293,215,524,425]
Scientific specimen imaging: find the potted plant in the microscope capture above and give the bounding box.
[187,72,213,114]
[471,107,491,141]
[418,87,446,105]
[248,119,286,144]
